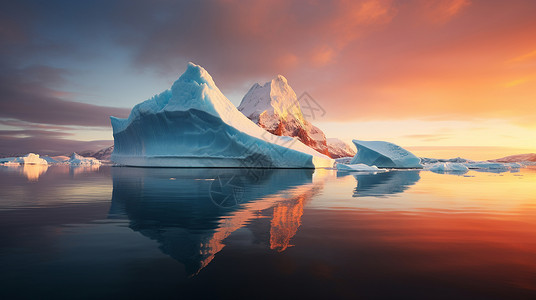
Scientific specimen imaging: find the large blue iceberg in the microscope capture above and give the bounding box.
[110,63,333,168]
[349,140,423,169]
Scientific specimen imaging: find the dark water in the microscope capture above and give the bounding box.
[1,165,536,299]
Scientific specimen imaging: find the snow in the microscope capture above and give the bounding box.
[336,163,387,173]
[67,153,102,166]
[237,75,330,156]
[238,75,306,125]
[327,138,356,159]
[350,140,423,169]
[110,63,333,168]
[425,162,469,173]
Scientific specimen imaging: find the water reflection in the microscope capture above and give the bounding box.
[21,164,49,181]
[429,169,468,176]
[70,164,101,176]
[110,167,321,275]
[352,171,421,197]
[1,164,103,182]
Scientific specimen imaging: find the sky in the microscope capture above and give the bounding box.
[0,0,535,159]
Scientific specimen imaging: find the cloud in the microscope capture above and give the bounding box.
[0,129,73,138]
[508,49,536,63]
[420,0,471,24]
[0,135,112,156]
[0,129,112,156]
[0,65,130,127]
[403,134,451,142]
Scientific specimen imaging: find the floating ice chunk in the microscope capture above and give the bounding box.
[110,63,333,168]
[67,153,102,166]
[420,157,472,164]
[0,153,48,165]
[425,162,469,174]
[349,140,422,169]
[336,163,387,173]
[17,153,48,165]
[465,162,511,170]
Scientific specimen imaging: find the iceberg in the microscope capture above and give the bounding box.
[349,140,423,169]
[425,162,469,174]
[67,153,102,166]
[0,153,48,166]
[336,163,386,173]
[110,63,333,168]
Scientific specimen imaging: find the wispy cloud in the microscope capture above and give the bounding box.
[0,65,130,127]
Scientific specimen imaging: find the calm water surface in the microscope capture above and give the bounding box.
[1,165,535,299]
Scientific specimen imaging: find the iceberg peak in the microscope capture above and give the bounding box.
[274,74,288,84]
[174,62,217,89]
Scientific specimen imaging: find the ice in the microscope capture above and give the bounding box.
[67,153,102,166]
[425,162,469,174]
[350,140,423,169]
[110,63,333,168]
[336,163,386,173]
[0,153,48,165]
[420,157,472,164]
[465,162,520,171]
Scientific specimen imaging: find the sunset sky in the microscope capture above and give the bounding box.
[1,0,535,159]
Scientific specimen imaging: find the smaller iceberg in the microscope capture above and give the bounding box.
[349,140,422,169]
[0,153,48,166]
[336,163,387,173]
[67,153,102,166]
[425,162,468,174]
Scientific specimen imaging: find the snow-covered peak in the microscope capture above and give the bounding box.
[275,74,288,84]
[238,75,305,125]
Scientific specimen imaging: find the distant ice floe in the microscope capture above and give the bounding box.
[1,152,102,181]
[424,162,469,174]
[421,160,525,174]
[65,153,102,166]
[1,152,101,167]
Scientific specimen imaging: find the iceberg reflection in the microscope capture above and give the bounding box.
[352,171,421,197]
[3,164,49,182]
[110,167,321,275]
